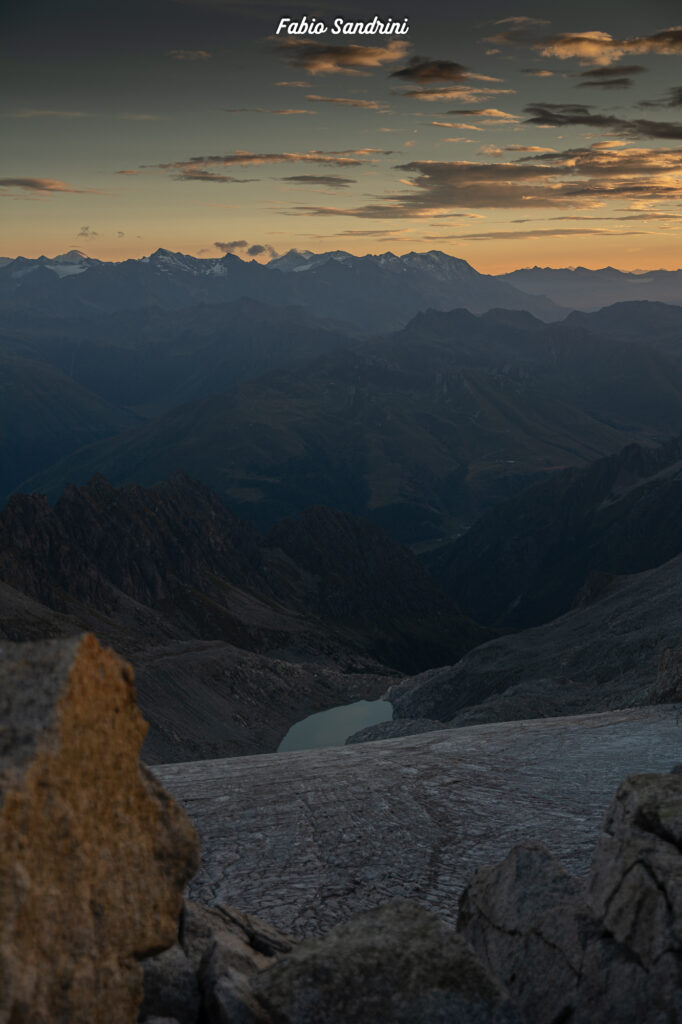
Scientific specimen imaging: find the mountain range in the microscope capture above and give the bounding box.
[500,265,682,312]
[0,248,563,328]
[16,303,682,545]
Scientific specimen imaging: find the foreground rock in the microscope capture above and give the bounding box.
[458,770,682,1023]
[253,901,521,1024]
[0,634,199,1024]
[139,901,294,1024]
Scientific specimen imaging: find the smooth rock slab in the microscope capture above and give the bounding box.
[155,706,681,939]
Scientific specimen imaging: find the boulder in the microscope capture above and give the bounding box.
[140,901,293,1024]
[253,899,521,1023]
[0,634,199,1024]
[458,771,682,1023]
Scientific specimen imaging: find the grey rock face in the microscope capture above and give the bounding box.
[649,647,682,704]
[458,771,682,1024]
[345,717,446,744]
[253,900,521,1024]
[140,902,293,1024]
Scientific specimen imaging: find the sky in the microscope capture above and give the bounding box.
[3,0,682,271]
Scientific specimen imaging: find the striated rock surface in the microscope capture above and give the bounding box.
[458,770,682,1023]
[253,900,521,1024]
[140,901,293,1024]
[0,633,199,1024]
[648,647,682,705]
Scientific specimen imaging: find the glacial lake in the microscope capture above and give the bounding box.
[277,699,393,753]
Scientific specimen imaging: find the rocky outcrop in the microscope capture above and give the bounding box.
[457,770,682,1023]
[0,634,199,1024]
[140,901,520,1024]
[253,900,521,1024]
[649,647,682,704]
[139,900,294,1024]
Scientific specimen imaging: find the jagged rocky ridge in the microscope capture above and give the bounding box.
[0,473,486,762]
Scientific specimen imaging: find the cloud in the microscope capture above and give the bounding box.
[77,225,98,238]
[437,227,647,241]
[281,174,356,188]
[277,39,409,75]
[640,87,682,108]
[576,64,647,89]
[446,107,521,121]
[389,57,500,84]
[506,144,557,152]
[214,240,278,259]
[0,177,101,194]
[522,69,554,77]
[117,231,125,237]
[397,85,515,102]
[146,149,392,181]
[275,80,308,87]
[524,102,682,139]
[479,145,504,156]
[494,16,550,26]
[289,141,682,218]
[168,49,211,60]
[305,94,387,109]
[536,26,682,66]
[7,109,90,118]
[223,107,316,114]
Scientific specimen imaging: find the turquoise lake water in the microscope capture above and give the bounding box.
[277,699,393,752]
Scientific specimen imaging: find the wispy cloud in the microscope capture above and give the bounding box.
[389,57,500,85]
[223,107,316,115]
[0,177,103,195]
[524,102,682,139]
[276,39,409,75]
[168,49,211,60]
[281,174,356,188]
[145,149,392,181]
[6,109,90,118]
[305,94,387,110]
[214,240,279,259]
[396,85,515,102]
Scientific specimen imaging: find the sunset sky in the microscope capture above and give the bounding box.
[3,0,682,271]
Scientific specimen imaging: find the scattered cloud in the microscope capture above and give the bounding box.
[77,225,98,238]
[536,26,682,66]
[494,16,550,26]
[305,94,387,109]
[281,174,356,188]
[506,144,556,152]
[522,69,554,77]
[276,39,409,75]
[290,141,682,218]
[389,57,500,85]
[446,107,521,121]
[441,227,647,240]
[168,49,211,60]
[117,231,125,237]
[145,149,392,182]
[275,80,308,87]
[524,102,682,139]
[223,107,316,114]
[7,109,90,118]
[396,85,515,102]
[0,177,102,195]
[576,65,647,89]
[640,86,682,108]
[214,240,279,259]
[479,145,504,156]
